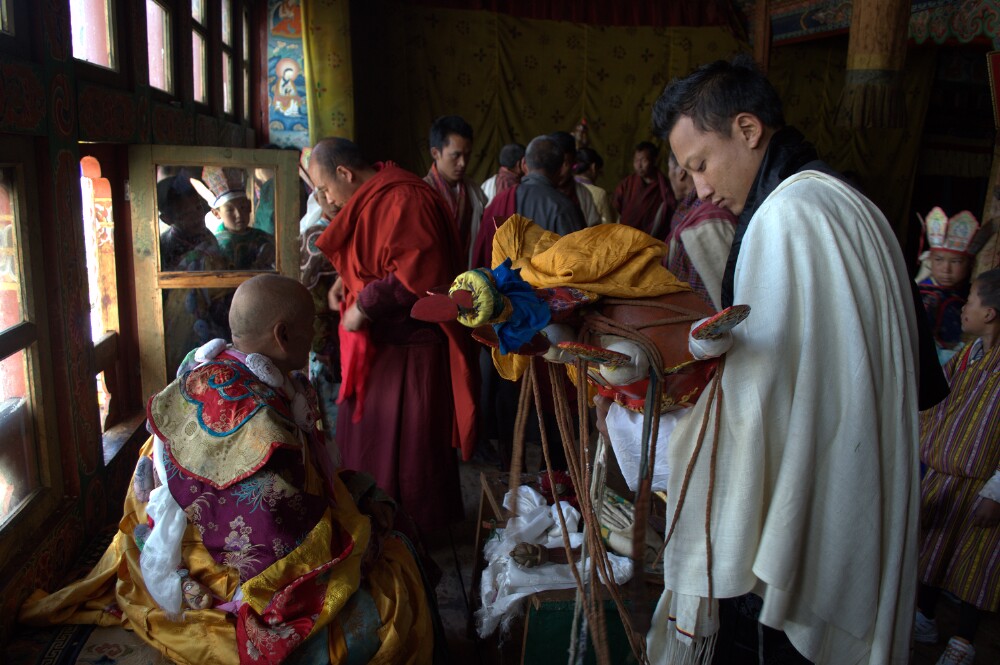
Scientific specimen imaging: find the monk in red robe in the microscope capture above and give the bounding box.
[613,141,676,241]
[310,137,476,532]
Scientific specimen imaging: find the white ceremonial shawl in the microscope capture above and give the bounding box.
[466,179,488,268]
[481,174,498,203]
[576,180,602,227]
[648,171,920,664]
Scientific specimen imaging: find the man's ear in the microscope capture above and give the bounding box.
[734,113,765,150]
[335,164,354,184]
[273,320,291,356]
[986,306,998,324]
[430,146,442,163]
[211,209,221,219]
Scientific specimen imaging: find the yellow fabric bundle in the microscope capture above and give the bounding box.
[490,215,691,380]
[491,214,690,297]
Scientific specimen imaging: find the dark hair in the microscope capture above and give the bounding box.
[498,143,525,168]
[635,141,659,160]
[573,147,603,174]
[525,135,564,177]
[548,131,576,157]
[311,137,369,173]
[975,268,1000,312]
[652,53,785,138]
[156,172,203,219]
[429,115,473,150]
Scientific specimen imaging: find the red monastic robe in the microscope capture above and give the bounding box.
[316,163,476,529]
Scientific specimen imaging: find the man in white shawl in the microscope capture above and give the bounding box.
[636,55,921,664]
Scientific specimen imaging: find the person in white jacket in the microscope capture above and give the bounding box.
[633,54,922,665]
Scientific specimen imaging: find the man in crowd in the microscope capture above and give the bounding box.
[634,56,921,664]
[423,114,487,269]
[663,151,736,310]
[20,275,434,664]
[481,142,525,204]
[470,134,584,471]
[550,130,601,227]
[472,134,585,268]
[613,141,675,240]
[310,137,476,534]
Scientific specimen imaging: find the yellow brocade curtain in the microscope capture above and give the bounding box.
[303,0,355,142]
[350,2,745,184]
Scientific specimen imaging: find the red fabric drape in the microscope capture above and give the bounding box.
[397,0,740,28]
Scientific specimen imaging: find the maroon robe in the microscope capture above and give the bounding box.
[613,171,676,241]
[315,163,475,531]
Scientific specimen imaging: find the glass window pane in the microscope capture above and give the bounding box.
[0,169,23,332]
[156,165,275,272]
[191,0,204,25]
[221,0,231,45]
[0,348,39,528]
[163,286,234,379]
[1,0,13,36]
[70,0,117,71]
[146,0,172,93]
[192,30,207,104]
[80,157,117,341]
[223,52,233,114]
[242,10,249,61]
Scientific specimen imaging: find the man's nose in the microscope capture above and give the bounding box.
[694,178,713,200]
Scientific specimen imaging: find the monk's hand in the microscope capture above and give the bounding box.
[328,276,345,311]
[971,497,1000,527]
[593,394,612,439]
[342,301,369,332]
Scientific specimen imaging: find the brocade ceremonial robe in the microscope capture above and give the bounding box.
[917,277,968,350]
[20,352,432,665]
[315,163,475,531]
[214,226,276,271]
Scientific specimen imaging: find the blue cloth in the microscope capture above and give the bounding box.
[491,259,550,355]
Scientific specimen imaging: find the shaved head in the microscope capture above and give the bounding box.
[230,275,315,373]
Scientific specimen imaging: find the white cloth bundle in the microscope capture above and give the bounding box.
[477,485,633,638]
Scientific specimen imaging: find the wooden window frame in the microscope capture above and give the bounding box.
[0,136,62,572]
[128,144,300,399]
[145,0,175,95]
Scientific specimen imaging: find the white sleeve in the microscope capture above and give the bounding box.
[979,471,1000,503]
[140,435,188,614]
[606,402,683,492]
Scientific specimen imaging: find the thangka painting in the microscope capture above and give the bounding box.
[267,0,309,148]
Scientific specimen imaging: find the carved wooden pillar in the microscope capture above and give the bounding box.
[754,0,771,73]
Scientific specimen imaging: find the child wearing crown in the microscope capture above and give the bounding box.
[914,268,1000,665]
[194,166,276,271]
[917,207,987,364]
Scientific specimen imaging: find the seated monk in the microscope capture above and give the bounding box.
[19,274,435,665]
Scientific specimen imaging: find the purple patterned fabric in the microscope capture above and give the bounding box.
[164,448,327,582]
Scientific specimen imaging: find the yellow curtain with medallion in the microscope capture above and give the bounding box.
[349,1,745,185]
[303,0,355,142]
